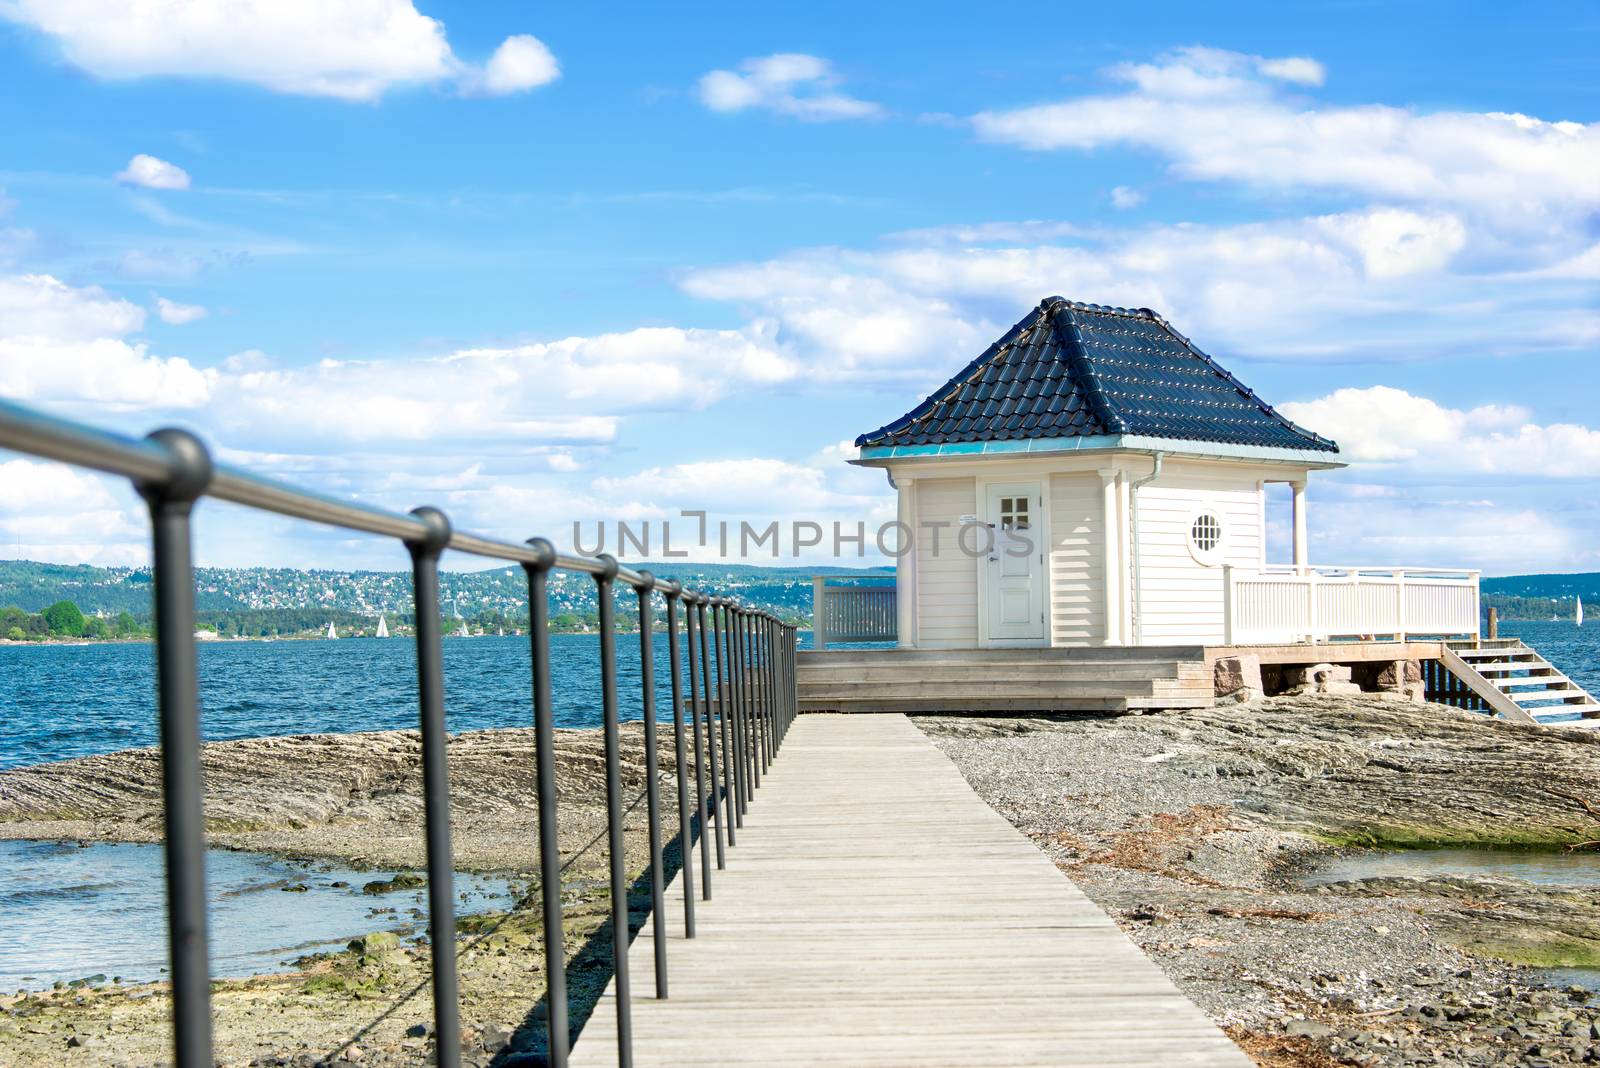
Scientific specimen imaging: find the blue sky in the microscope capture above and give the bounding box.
[0,0,1596,574]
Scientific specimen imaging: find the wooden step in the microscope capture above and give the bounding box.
[798,662,1198,685]
[1527,704,1600,721]
[1458,648,1539,662]
[798,679,1192,701]
[1495,675,1573,690]
[798,645,1204,664]
[797,694,1213,713]
[1474,662,1557,675]
[1509,687,1591,704]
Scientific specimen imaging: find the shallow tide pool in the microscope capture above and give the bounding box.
[1302,845,1600,992]
[0,839,515,992]
[1302,846,1600,888]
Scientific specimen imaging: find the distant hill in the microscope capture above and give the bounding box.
[5,558,1587,626]
[1480,572,1596,621]
[0,559,890,623]
[1480,572,1599,599]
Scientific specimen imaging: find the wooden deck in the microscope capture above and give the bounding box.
[797,647,1213,713]
[570,714,1251,1067]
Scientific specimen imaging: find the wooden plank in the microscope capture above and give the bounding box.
[1438,646,1537,724]
[569,714,1251,1068]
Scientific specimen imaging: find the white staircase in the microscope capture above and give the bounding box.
[1442,638,1600,725]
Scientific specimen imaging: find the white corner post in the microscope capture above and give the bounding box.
[1116,471,1133,645]
[895,476,918,649]
[1291,479,1309,574]
[1098,468,1122,645]
[812,575,828,650]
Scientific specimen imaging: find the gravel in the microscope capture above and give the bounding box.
[918,697,1600,1067]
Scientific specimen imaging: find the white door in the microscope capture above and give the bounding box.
[983,482,1046,644]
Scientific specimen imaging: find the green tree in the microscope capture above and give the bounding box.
[6,626,24,641]
[42,600,86,637]
[113,612,140,637]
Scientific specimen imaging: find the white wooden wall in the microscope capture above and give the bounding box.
[914,476,978,648]
[1134,461,1264,644]
[1047,473,1105,645]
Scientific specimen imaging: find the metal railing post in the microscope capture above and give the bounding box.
[713,601,743,830]
[593,556,633,1066]
[405,506,462,1068]
[696,598,729,863]
[521,538,569,1068]
[733,606,756,802]
[632,572,668,999]
[664,590,698,930]
[762,617,776,766]
[750,612,767,776]
[135,428,214,1068]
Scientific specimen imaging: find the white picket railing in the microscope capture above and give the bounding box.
[1223,564,1480,644]
[811,576,897,649]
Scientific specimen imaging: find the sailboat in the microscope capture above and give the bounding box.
[456,621,470,638]
[325,621,338,640]
[1578,595,1585,627]
[375,615,389,638]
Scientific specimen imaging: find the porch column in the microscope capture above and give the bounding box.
[1291,480,1309,573]
[1098,468,1122,645]
[895,477,917,648]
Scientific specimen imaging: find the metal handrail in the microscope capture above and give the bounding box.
[0,397,799,1068]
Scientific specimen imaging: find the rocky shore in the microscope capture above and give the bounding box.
[5,697,1600,1067]
[919,696,1600,1067]
[0,724,695,1067]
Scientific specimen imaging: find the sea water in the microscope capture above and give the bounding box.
[1492,619,1600,724]
[0,839,514,992]
[0,631,767,770]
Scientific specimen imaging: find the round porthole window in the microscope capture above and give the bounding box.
[1187,509,1225,565]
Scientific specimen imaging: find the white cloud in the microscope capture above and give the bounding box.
[1308,495,1584,574]
[588,455,896,563]
[0,459,148,565]
[0,0,557,103]
[116,153,190,190]
[0,274,144,340]
[0,274,213,408]
[1281,386,1600,477]
[675,203,1597,375]
[154,295,206,325]
[1110,185,1144,209]
[1256,56,1325,87]
[970,47,1600,240]
[460,34,559,96]
[698,54,883,121]
[208,325,796,450]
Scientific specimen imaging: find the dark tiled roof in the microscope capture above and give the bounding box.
[855,298,1338,453]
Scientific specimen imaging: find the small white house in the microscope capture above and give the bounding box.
[849,297,1475,650]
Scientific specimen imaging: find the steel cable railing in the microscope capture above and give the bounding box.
[0,398,799,1068]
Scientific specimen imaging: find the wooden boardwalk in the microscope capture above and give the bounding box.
[570,714,1251,1067]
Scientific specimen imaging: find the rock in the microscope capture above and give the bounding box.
[1285,1017,1335,1039]
[481,1022,515,1050]
[338,1046,364,1063]
[1214,655,1263,699]
[404,1023,431,1039]
[346,931,401,955]
[361,873,425,895]
[65,1034,92,1048]
[1376,659,1423,687]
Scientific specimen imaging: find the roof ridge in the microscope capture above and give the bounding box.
[1044,301,1125,435]
[1041,295,1159,321]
